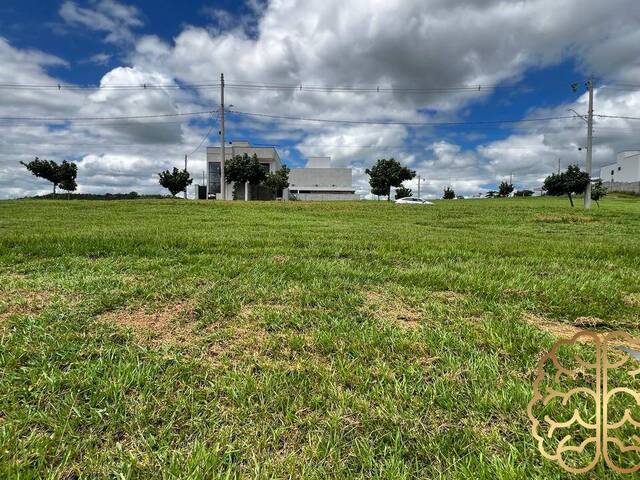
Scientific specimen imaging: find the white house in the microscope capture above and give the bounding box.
[206,142,282,200]
[289,157,357,201]
[205,144,357,201]
[599,151,640,183]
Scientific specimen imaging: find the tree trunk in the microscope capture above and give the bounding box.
[53,183,56,199]
[568,192,574,207]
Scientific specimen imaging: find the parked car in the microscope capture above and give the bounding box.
[395,197,433,205]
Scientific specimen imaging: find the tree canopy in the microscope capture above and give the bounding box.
[543,164,590,207]
[225,153,268,186]
[591,179,608,207]
[158,167,193,197]
[264,165,290,198]
[498,181,514,197]
[365,158,415,200]
[443,187,456,199]
[394,186,412,199]
[21,157,78,196]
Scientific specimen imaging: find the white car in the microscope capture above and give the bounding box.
[395,197,433,205]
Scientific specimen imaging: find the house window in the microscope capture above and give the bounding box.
[611,170,615,175]
[208,162,221,194]
[618,166,622,171]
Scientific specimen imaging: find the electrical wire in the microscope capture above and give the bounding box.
[228,109,580,127]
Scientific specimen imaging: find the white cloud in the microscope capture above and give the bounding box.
[4,0,640,199]
[59,0,143,44]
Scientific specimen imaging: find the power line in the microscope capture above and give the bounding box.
[0,109,217,123]
[596,114,640,121]
[187,112,219,156]
[228,109,580,127]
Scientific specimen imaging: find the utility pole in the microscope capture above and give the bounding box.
[220,73,226,201]
[584,78,594,209]
[509,171,513,185]
[184,154,188,199]
[417,175,421,199]
[557,158,561,175]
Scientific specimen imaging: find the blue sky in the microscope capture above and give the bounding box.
[1,0,639,198]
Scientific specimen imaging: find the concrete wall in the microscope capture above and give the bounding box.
[603,181,640,194]
[294,192,357,201]
[289,168,353,189]
[599,152,640,183]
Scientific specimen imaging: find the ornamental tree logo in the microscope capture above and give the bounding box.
[528,331,640,474]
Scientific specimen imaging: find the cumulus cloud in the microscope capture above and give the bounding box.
[3,0,640,198]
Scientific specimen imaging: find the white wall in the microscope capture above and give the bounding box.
[598,152,640,183]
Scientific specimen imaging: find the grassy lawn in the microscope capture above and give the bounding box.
[1,195,639,479]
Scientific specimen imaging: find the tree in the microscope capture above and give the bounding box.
[264,165,290,198]
[514,189,534,197]
[365,158,416,201]
[56,161,78,198]
[158,167,193,197]
[591,179,607,207]
[543,164,590,207]
[498,181,514,197]
[20,157,77,197]
[395,186,412,199]
[485,190,498,198]
[443,186,456,199]
[224,153,268,200]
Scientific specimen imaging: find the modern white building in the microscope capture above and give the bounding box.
[206,142,282,200]
[204,145,357,201]
[599,151,640,183]
[289,157,357,201]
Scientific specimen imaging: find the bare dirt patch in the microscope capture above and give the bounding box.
[0,289,52,325]
[99,301,198,346]
[524,313,640,347]
[624,293,640,308]
[535,214,595,224]
[432,291,466,302]
[364,290,422,328]
[524,313,585,340]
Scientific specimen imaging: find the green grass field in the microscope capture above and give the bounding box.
[1,195,639,479]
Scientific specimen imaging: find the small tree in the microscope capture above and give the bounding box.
[485,190,498,198]
[543,164,589,207]
[264,165,290,198]
[395,186,412,199]
[443,186,456,199]
[21,157,77,197]
[591,179,607,207]
[498,181,514,197]
[514,189,534,197]
[158,167,193,197]
[224,153,268,200]
[365,158,416,201]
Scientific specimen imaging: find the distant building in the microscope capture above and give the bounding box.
[599,151,640,194]
[204,144,357,201]
[289,157,357,201]
[206,142,282,200]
